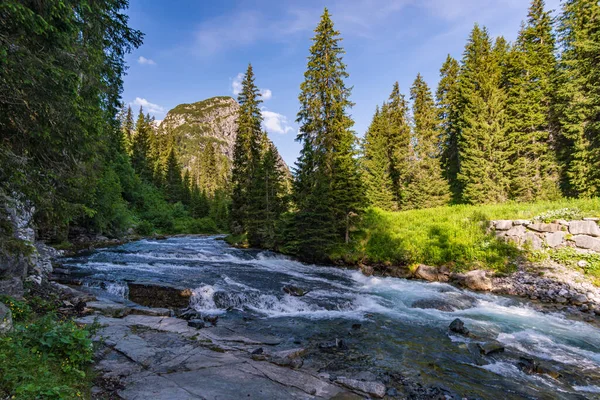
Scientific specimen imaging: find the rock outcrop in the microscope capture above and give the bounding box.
[0,194,60,298]
[0,302,12,334]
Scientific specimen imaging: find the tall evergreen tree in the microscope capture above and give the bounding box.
[405,74,451,209]
[182,169,192,205]
[293,8,364,258]
[230,64,264,234]
[383,82,412,208]
[131,106,153,182]
[457,25,511,204]
[164,146,183,203]
[554,0,600,197]
[362,106,396,210]
[506,0,560,201]
[436,55,462,202]
[247,133,290,248]
[121,105,135,154]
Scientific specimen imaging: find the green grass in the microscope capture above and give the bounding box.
[345,198,600,272]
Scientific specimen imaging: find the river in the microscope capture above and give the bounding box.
[60,236,600,399]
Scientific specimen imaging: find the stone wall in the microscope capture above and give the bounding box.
[490,218,600,252]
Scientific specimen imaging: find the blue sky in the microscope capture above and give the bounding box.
[122,0,561,166]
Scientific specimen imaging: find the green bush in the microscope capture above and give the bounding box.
[0,297,95,399]
[135,220,154,235]
[184,217,220,234]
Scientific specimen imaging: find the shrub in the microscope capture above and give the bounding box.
[0,297,95,399]
[135,220,154,235]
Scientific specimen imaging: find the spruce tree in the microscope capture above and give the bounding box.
[247,133,289,248]
[131,106,153,182]
[457,25,511,204]
[383,82,412,208]
[506,0,560,201]
[122,105,135,154]
[230,64,263,234]
[293,8,364,258]
[436,55,462,202]
[182,169,192,205]
[405,74,450,209]
[554,0,600,197]
[362,106,396,210]
[164,146,183,203]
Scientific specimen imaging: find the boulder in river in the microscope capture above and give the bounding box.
[453,270,493,291]
[449,318,469,335]
[517,357,561,379]
[283,285,308,297]
[128,282,193,308]
[414,264,439,282]
[412,299,455,312]
[412,293,477,312]
[478,341,504,355]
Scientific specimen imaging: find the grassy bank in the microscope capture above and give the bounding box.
[336,198,600,273]
[0,289,95,399]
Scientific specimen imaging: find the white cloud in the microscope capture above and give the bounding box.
[131,97,165,115]
[262,110,294,135]
[231,73,272,100]
[260,89,273,100]
[137,56,156,65]
[231,73,244,95]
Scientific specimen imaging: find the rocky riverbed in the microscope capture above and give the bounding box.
[53,236,600,399]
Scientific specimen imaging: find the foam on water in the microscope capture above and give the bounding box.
[573,385,600,393]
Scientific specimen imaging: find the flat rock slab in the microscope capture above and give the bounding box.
[80,313,350,400]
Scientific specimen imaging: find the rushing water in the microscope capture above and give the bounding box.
[61,236,600,399]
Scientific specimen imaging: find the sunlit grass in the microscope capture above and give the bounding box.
[349,198,600,272]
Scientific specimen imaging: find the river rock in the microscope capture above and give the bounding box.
[415,265,439,282]
[478,341,505,355]
[0,303,12,334]
[571,294,588,305]
[464,270,493,291]
[528,223,562,233]
[545,231,566,248]
[449,318,469,335]
[523,232,543,251]
[412,299,455,312]
[283,285,308,297]
[494,220,513,231]
[187,319,205,329]
[505,225,527,237]
[335,377,386,399]
[412,293,476,312]
[574,235,600,252]
[517,357,561,379]
[569,221,600,237]
[203,315,218,326]
[128,282,193,308]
